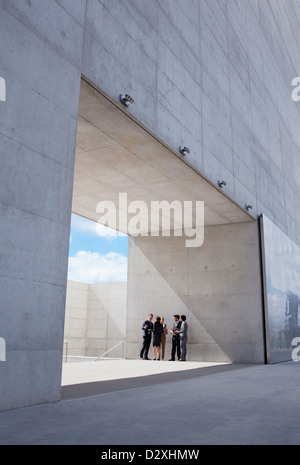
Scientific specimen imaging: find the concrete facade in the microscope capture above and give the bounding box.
[64,280,127,358]
[0,0,84,411]
[0,0,300,411]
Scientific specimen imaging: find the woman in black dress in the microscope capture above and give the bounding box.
[152,316,164,360]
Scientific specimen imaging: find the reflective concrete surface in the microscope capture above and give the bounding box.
[0,361,299,445]
[262,215,300,363]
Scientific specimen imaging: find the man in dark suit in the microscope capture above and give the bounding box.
[140,314,153,360]
[169,314,182,361]
[176,315,188,361]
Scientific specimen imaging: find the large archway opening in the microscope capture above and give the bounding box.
[61,77,264,394]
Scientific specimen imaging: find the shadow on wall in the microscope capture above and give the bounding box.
[126,221,265,364]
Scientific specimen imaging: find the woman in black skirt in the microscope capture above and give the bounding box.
[152,316,164,360]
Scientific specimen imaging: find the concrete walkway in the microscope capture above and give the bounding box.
[62,358,230,385]
[61,359,230,395]
[0,361,299,445]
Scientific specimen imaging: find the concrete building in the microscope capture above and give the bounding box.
[0,0,300,411]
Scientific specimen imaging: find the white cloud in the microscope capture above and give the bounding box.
[68,251,128,284]
[96,222,127,238]
[71,213,126,239]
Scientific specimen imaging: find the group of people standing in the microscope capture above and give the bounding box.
[140,314,188,361]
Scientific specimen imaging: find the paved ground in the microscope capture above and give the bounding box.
[0,360,299,445]
[61,358,231,398]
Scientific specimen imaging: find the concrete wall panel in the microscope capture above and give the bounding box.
[64,281,127,358]
[81,0,300,245]
[0,1,84,410]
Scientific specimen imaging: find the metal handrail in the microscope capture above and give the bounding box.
[94,341,125,361]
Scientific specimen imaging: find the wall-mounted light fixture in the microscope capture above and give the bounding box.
[119,94,134,107]
[245,204,253,211]
[218,180,227,188]
[179,146,190,156]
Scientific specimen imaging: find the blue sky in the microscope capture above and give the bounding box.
[68,213,128,284]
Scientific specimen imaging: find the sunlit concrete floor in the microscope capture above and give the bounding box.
[62,358,229,385]
[0,361,299,445]
[61,359,232,399]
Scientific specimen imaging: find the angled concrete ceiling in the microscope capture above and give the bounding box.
[72,78,254,234]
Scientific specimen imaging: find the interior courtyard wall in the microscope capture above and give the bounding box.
[127,222,265,364]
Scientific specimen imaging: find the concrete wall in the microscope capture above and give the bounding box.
[64,281,127,358]
[0,0,85,411]
[126,222,265,364]
[82,0,300,247]
[64,281,89,356]
[1,0,299,410]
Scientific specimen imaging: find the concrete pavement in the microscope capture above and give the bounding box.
[0,361,299,445]
[61,358,230,385]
